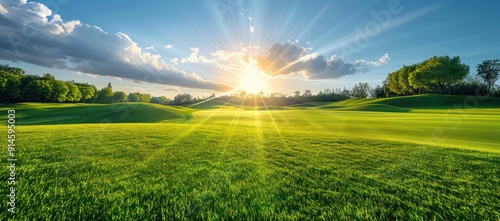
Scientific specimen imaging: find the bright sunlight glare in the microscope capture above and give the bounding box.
[239,56,270,94]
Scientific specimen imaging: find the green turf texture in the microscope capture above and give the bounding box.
[1,95,499,220]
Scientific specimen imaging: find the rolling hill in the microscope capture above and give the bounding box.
[319,94,500,111]
[0,102,193,125]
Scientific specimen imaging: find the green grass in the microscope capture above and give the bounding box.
[2,123,499,220]
[187,100,236,109]
[1,96,500,220]
[0,102,192,125]
[328,94,500,109]
[193,107,500,153]
[323,104,411,112]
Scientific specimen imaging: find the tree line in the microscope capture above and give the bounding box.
[0,65,168,104]
[380,56,499,97]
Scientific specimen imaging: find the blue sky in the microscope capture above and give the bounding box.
[0,0,498,98]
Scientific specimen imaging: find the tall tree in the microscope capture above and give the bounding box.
[302,90,312,97]
[387,71,402,95]
[0,71,21,103]
[27,80,53,102]
[351,82,370,98]
[50,80,69,102]
[77,84,96,103]
[476,59,500,96]
[414,56,469,95]
[65,82,82,102]
[398,65,417,95]
[96,87,114,104]
[293,90,301,97]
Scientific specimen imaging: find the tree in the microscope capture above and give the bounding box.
[40,73,56,81]
[150,96,170,105]
[127,93,140,102]
[113,91,127,103]
[0,65,25,76]
[25,80,53,102]
[302,90,312,97]
[0,71,21,103]
[369,85,384,98]
[414,56,469,95]
[50,80,69,102]
[387,71,403,95]
[77,84,96,103]
[351,82,370,98]
[65,82,82,102]
[173,93,193,105]
[398,65,417,95]
[408,69,430,95]
[341,87,350,97]
[139,93,151,102]
[477,59,500,96]
[258,91,265,98]
[293,90,301,97]
[96,87,114,104]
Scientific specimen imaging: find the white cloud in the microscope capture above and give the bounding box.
[170,57,179,64]
[144,46,155,51]
[255,42,390,79]
[250,26,255,33]
[188,47,199,62]
[0,3,8,14]
[248,17,252,21]
[0,0,231,91]
[179,47,213,64]
[164,44,173,49]
[86,74,98,78]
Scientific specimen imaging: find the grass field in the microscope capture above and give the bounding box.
[1,95,500,220]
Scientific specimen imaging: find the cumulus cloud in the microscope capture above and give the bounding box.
[250,25,255,33]
[164,44,173,49]
[170,57,179,64]
[254,42,389,79]
[0,0,231,91]
[180,47,212,64]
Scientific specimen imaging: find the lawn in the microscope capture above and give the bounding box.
[1,96,500,220]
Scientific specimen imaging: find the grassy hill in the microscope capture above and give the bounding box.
[186,100,236,109]
[0,102,193,125]
[340,94,500,108]
[321,94,500,111]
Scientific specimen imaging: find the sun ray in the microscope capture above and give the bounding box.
[258,96,289,149]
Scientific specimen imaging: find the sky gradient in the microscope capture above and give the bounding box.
[0,0,498,98]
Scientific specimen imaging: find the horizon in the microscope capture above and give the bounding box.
[0,0,499,99]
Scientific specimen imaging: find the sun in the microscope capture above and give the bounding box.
[239,57,270,94]
[240,71,268,94]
